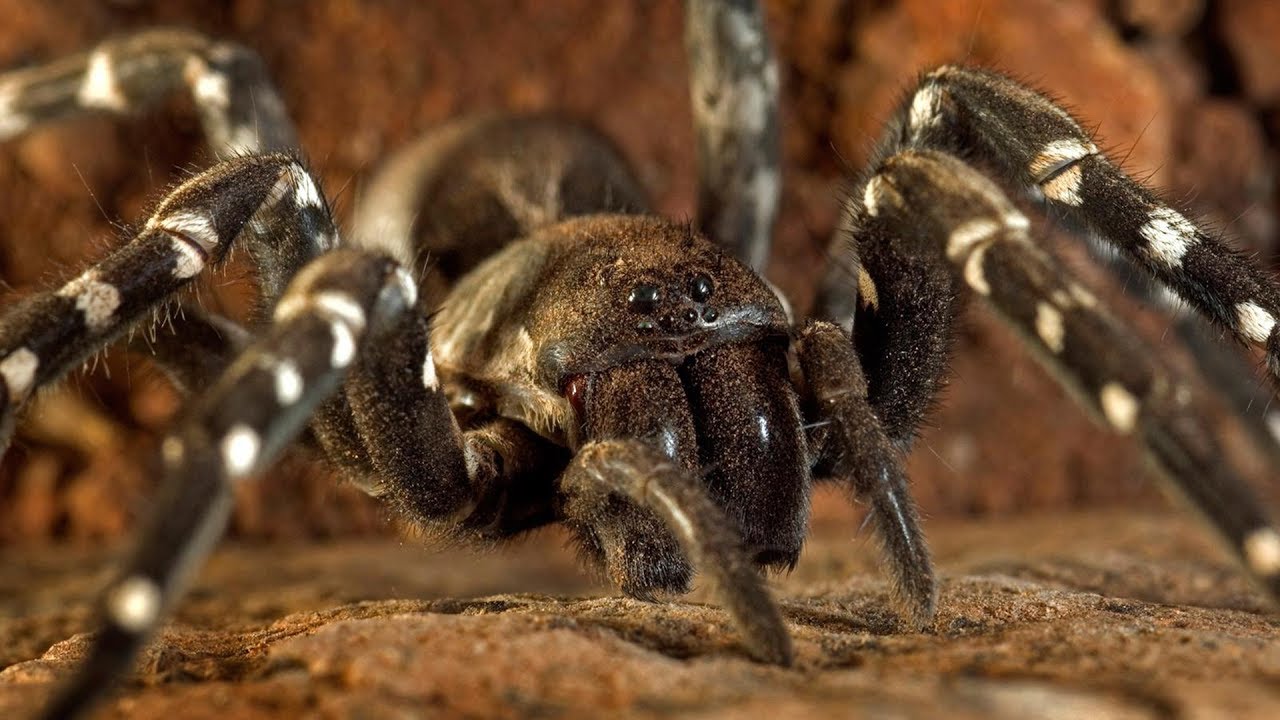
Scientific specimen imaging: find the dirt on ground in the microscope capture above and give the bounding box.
[2,505,1278,718]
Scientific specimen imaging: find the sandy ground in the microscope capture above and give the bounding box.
[2,501,1277,718]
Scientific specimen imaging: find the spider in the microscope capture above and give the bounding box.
[1,2,1279,718]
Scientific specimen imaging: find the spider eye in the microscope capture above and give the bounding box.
[628,283,662,314]
[689,273,714,302]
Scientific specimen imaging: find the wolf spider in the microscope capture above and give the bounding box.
[1,2,1278,718]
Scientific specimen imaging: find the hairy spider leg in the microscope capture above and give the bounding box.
[0,30,316,410]
[820,67,1280,454]
[0,154,333,453]
[685,0,780,273]
[824,208,962,447]
[566,359,793,665]
[332,304,570,539]
[1078,233,1280,461]
[873,66,1280,390]
[861,148,1280,601]
[38,250,418,720]
[0,27,296,155]
[1170,317,1280,464]
[1103,245,1280,463]
[796,319,938,627]
[815,64,1280,600]
[130,306,253,395]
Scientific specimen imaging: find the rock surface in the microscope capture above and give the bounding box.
[2,506,1277,718]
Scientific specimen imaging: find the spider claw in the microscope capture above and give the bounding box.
[717,556,795,666]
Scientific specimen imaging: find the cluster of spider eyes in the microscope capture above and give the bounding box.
[627,273,718,332]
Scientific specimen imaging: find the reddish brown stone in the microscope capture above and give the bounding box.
[1118,0,1205,38]
[1171,100,1275,255]
[2,511,1276,718]
[833,0,1172,185]
[1221,0,1280,104]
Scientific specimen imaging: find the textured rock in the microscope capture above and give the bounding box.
[1221,0,1280,104]
[2,509,1277,718]
[1118,0,1205,38]
[1172,100,1276,255]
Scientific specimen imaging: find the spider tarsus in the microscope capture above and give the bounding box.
[734,604,795,666]
[714,555,795,666]
[869,488,938,631]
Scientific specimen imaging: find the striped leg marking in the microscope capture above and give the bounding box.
[684,0,780,271]
[40,250,417,720]
[0,28,297,154]
[857,148,1280,603]
[882,66,1280,389]
[0,154,336,454]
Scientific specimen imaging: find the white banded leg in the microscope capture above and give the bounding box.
[1063,154,1280,386]
[0,154,337,454]
[1092,244,1280,463]
[862,149,1280,603]
[0,28,296,155]
[333,309,481,522]
[684,0,780,272]
[872,65,1280,390]
[37,249,416,720]
[1170,317,1280,463]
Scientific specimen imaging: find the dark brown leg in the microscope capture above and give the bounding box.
[796,320,937,628]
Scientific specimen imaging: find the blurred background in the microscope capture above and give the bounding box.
[1,0,1277,545]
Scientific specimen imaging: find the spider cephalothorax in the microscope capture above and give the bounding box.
[1,3,1278,719]
[434,215,809,573]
